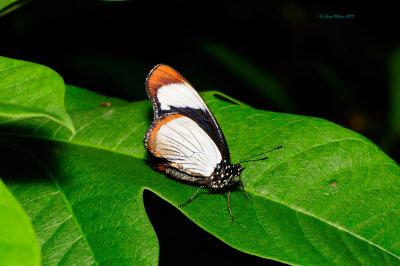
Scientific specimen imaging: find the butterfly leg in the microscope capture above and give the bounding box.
[238,178,254,200]
[228,190,235,222]
[179,185,205,208]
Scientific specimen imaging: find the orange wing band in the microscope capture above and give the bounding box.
[147,113,184,158]
[146,64,188,97]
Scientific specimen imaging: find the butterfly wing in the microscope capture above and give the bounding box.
[144,113,222,177]
[145,64,230,163]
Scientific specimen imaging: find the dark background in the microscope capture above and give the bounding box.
[2,1,399,265]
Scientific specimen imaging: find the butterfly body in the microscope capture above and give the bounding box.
[208,160,243,190]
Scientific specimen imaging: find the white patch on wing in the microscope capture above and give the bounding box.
[157,83,208,111]
[155,116,222,176]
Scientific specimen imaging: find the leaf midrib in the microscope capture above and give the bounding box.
[251,198,295,261]
[293,211,332,264]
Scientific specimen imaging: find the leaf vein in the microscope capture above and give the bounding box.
[294,211,331,263]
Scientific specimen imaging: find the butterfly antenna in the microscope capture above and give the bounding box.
[239,145,283,163]
[240,156,268,163]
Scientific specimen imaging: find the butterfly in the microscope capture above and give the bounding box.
[143,64,282,222]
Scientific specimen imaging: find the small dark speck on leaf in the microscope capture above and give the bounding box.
[213,94,239,105]
[329,179,338,186]
[99,102,111,107]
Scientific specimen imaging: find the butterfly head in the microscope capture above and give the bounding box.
[208,160,244,190]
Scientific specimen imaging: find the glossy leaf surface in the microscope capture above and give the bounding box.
[0,56,74,132]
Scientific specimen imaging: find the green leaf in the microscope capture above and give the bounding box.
[0,56,74,132]
[0,0,30,17]
[0,0,18,11]
[65,85,128,111]
[2,86,400,265]
[0,151,40,266]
